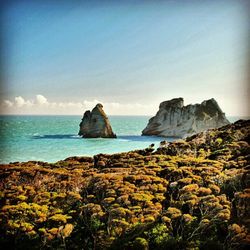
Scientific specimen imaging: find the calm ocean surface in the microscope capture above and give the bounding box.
[0,115,245,163]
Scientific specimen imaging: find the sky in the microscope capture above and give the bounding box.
[0,0,249,116]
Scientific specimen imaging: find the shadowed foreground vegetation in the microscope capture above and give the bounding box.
[0,120,249,249]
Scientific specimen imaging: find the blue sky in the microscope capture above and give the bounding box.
[1,0,249,115]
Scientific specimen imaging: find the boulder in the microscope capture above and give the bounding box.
[78,103,116,138]
[142,98,230,138]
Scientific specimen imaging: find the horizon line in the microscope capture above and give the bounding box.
[0,114,249,118]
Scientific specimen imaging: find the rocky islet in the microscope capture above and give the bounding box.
[79,98,230,139]
[78,103,116,138]
[142,98,230,138]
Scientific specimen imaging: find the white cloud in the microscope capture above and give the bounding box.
[0,95,156,115]
[3,100,13,107]
[36,94,48,105]
[15,96,25,107]
[14,96,33,107]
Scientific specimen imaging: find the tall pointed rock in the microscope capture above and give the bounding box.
[79,103,116,138]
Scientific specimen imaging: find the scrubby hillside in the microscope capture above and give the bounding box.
[0,120,249,249]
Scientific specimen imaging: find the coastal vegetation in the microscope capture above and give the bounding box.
[0,120,249,249]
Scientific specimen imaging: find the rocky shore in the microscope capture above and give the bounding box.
[0,120,249,249]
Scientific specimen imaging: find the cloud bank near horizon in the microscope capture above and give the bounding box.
[1,95,156,115]
[1,94,249,117]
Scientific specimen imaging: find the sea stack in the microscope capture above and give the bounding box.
[142,98,230,138]
[78,103,116,138]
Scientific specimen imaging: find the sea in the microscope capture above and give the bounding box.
[0,115,246,164]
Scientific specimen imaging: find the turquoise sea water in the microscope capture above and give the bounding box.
[0,115,245,164]
[0,115,166,163]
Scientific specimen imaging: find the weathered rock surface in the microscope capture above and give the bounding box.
[142,98,230,138]
[78,103,116,138]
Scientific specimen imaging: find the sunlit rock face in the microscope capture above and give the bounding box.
[142,98,230,138]
[79,103,116,138]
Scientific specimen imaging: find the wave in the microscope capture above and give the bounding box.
[33,133,44,138]
[70,135,81,138]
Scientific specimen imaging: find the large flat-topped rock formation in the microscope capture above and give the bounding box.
[142,98,230,138]
[79,103,116,138]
